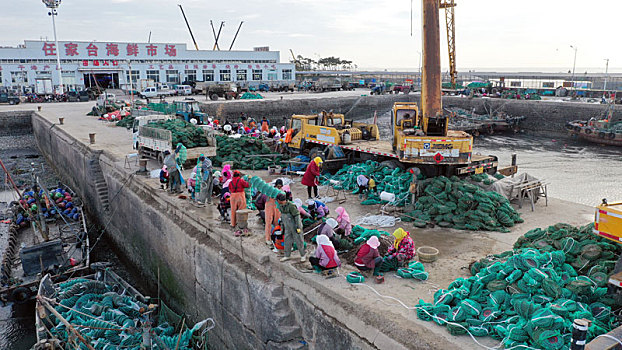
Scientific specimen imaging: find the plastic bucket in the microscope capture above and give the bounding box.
[379,191,396,202]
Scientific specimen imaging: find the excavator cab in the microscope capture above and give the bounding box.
[392,102,421,148]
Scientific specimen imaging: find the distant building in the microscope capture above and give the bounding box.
[0,40,295,92]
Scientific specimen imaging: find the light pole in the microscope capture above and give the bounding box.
[603,58,610,94]
[42,0,64,95]
[569,45,577,94]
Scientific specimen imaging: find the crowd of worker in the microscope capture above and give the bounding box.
[157,115,417,278]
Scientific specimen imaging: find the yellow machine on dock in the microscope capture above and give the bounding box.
[594,199,622,245]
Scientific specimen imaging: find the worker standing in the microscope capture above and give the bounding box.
[197,155,214,205]
[302,157,323,199]
[163,150,181,194]
[261,117,270,133]
[229,171,249,232]
[277,193,306,262]
[264,179,283,246]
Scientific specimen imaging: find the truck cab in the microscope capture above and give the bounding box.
[0,93,20,105]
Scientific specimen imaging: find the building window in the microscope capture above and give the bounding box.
[542,82,554,88]
[252,69,262,81]
[220,69,231,81]
[166,70,179,84]
[282,69,292,80]
[36,71,52,77]
[203,70,214,82]
[185,70,197,82]
[126,70,140,84]
[10,71,28,84]
[510,81,521,87]
[146,70,160,83]
[267,70,277,81]
[236,70,247,81]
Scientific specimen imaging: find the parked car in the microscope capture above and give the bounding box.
[67,91,80,102]
[78,91,90,102]
[0,93,20,105]
[174,85,193,96]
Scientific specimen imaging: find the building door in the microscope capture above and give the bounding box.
[84,73,119,89]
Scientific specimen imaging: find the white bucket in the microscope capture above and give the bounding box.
[379,191,396,202]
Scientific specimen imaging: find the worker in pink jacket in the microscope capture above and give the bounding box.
[264,179,283,246]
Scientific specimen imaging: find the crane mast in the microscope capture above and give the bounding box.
[440,0,457,89]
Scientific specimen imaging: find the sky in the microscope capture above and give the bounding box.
[1,0,620,73]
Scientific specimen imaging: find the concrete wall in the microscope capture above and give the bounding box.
[31,111,455,350]
[200,93,417,126]
[442,96,622,137]
[201,94,621,138]
[0,110,33,136]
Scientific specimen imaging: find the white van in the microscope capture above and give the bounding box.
[140,87,158,98]
[174,85,192,96]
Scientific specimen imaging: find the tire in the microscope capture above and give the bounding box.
[210,94,218,101]
[380,159,405,170]
[585,128,592,134]
[9,100,15,105]
[608,132,616,140]
[598,132,605,139]
[225,94,232,100]
[11,286,32,304]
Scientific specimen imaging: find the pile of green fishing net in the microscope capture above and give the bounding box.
[401,175,523,232]
[321,160,414,207]
[146,119,208,148]
[115,114,136,129]
[417,223,622,349]
[212,135,288,170]
[47,278,203,349]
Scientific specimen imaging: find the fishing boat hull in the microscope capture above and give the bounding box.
[566,121,622,147]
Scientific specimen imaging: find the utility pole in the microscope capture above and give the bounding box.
[603,58,610,93]
[570,45,577,94]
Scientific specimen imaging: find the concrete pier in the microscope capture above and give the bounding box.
[0,96,598,349]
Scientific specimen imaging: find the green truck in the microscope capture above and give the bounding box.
[0,93,20,105]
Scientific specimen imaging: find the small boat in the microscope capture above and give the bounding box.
[566,119,622,147]
[34,266,213,350]
[447,108,525,136]
[0,159,90,304]
[565,102,622,147]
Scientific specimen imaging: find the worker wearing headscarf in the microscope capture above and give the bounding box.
[264,179,283,246]
[385,228,415,263]
[301,157,322,199]
[229,171,250,232]
[355,236,382,275]
[159,165,169,190]
[316,218,340,248]
[309,234,341,271]
[335,207,352,237]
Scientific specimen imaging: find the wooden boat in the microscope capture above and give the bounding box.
[566,119,622,147]
[0,178,89,304]
[34,266,213,349]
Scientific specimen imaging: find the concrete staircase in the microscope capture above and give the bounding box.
[266,285,306,349]
[88,159,109,211]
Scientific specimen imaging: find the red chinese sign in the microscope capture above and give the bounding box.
[65,43,79,56]
[42,42,56,56]
[127,44,139,56]
[86,43,98,56]
[164,44,176,57]
[106,43,119,56]
[146,44,158,56]
[81,60,119,67]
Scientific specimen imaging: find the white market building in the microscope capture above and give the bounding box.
[0,40,295,93]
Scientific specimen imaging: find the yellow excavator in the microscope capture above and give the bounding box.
[285,0,515,177]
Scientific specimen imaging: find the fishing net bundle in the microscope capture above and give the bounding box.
[418,223,622,349]
[47,278,203,349]
[401,175,523,232]
[146,119,209,148]
[212,135,288,170]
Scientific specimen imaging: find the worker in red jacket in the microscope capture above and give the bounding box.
[301,157,323,199]
[229,171,249,232]
[354,236,382,276]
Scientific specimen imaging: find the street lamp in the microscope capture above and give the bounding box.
[603,58,610,93]
[569,45,577,94]
[42,0,64,95]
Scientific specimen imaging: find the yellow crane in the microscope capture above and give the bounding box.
[439,0,457,89]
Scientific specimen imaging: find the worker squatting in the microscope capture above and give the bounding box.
[156,137,416,276]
